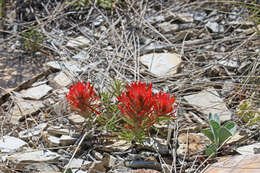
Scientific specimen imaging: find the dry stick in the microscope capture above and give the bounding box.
[63,130,89,173]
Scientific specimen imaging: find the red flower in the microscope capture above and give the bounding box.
[117,81,178,138]
[66,81,100,118]
[154,91,177,118]
[117,81,156,130]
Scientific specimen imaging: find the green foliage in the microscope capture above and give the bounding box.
[22,29,44,53]
[202,113,237,156]
[236,99,260,126]
[97,80,124,131]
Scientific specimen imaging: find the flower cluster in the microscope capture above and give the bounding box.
[117,81,177,140]
[66,81,100,118]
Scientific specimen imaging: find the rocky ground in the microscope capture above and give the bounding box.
[0,0,260,172]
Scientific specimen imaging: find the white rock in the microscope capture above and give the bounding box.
[46,61,86,73]
[47,126,70,136]
[46,135,60,147]
[68,114,85,124]
[158,22,179,33]
[60,135,76,146]
[19,123,48,139]
[236,143,260,155]
[218,59,239,68]
[11,99,44,123]
[205,22,224,33]
[21,84,52,100]
[66,158,91,169]
[66,36,91,48]
[72,50,90,61]
[32,80,47,87]
[184,88,232,122]
[53,71,73,87]
[7,150,60,163]
[0,136,27,153]
[140,53,181,77]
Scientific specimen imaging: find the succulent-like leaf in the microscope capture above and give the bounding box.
[209,120,220,144]
[223,121,237,136]
[218,126,233,145]
[209,113,220,125]
[201,129,215,143]
[205,143,218,156]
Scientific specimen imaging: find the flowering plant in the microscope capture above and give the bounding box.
[117,81,177,142]
[66,81,100,119]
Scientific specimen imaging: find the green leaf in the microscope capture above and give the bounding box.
[209,113,220,125]
[223,121,237,136]
[205,143,218,156]
[201,129,215,143]
[218,127,233,145]
[209,120,220,144]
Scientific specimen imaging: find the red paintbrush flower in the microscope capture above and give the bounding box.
[117,81,156,130]
[66,81,100,118]
[154,91,177,118]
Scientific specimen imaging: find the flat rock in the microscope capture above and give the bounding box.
[19,123,48,139]
[205,22,224,33]
[184,88,232,122]
[21,84,52,100]
[236,143,260,155]
[47,126,71,136]
[158,22,179,33]
[66,36,91,48]
[60,135,76,146]
[177,133,210,157]
[204,154,260,173]
[11,99,44,123]
[0,136,27,153]
[66,158,91,169]
[140,53,181,77]
[68,114,85,124]
[46,61,86,73]
[7,150,60,163]
[53,71,73,87]
[72,50,90,61]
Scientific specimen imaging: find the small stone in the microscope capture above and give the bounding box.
[158,22,179,34]
[236,143,260,155]
[60,135,76,146]
[205,22,224,33]
[0,136,27,153]
[66,158,91,169]
[140,53,181,77]
[53,71,73,87]
[19,123,48,139]
[21,84,53,100]
[72,50,90,61]
[176,13,194,23]
[46,61,86,73]
[93,151,103,160]
[177,133,210,157]
[11,99,44,123]
[193,11,207,21]
[66,36,91,48]
[47,126,70,136]
[46,135,60,147]
[145,15,165,24]
[68,114,85,124]
[184,88,232,122]
[7,150,60,163]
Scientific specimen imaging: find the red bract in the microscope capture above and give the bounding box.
[66,81,100,118]
[154,91,177,118]
[117,81,178,140]
[117,81,156,129]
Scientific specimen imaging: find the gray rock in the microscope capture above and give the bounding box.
[236,143,260,155]
[66,158,91,169]
[21,84,53,100]
[68,114,85,124]
[184,88,232,122]
[66,36,91,48]
[145,15,165,24]
[19,123,48,139]
[11,99,44,123]
[72,50,90,61]
[140,53,181,77]
[205,22,224,33]
[176,13,194,23]
[53,71,73,87]
[46,61,86,73]
[7,150,60,163]
[0,136,27,153]
[158,22,179,33]
[193,11,207,21]
[47,126,71,136]
[60,135,76,146]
